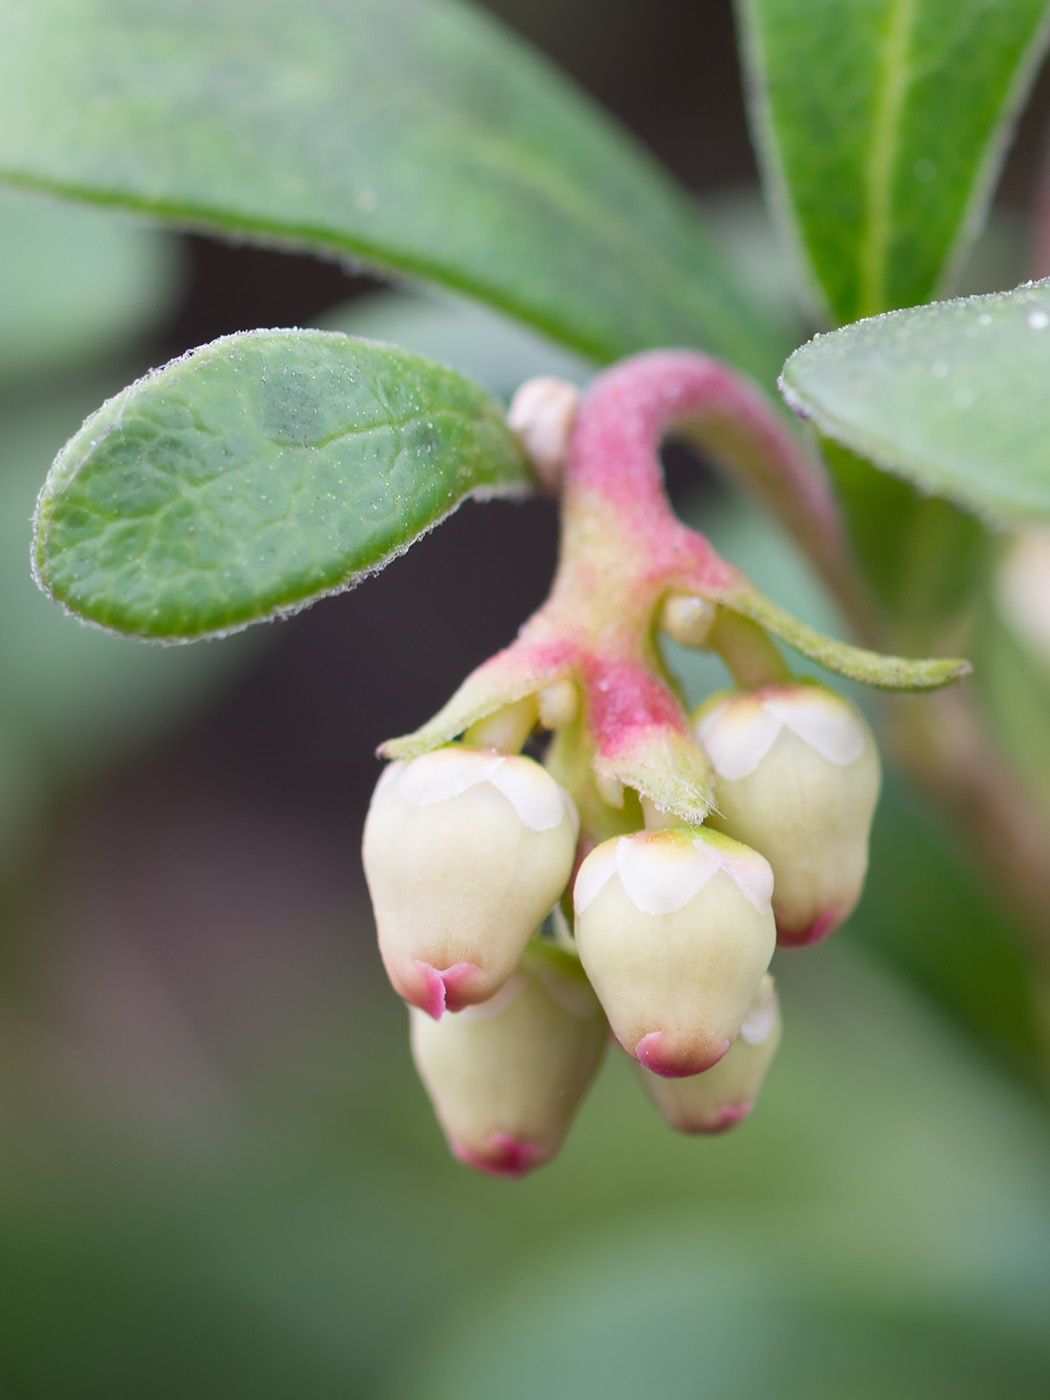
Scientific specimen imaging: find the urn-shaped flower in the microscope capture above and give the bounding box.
[573,827,776,1077]
[363,747,578,1016]
[410,943,607,1176]
[694,684,880,946]
[640,973,781,1132]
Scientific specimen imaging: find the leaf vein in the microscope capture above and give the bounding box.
[860,0,917,317]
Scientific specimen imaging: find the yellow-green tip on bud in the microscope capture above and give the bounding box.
[573,827,776,1078]
[410,944,607,1177]
[362,747,578,1017]
[694,684,880,947]
[640,974,781,1133]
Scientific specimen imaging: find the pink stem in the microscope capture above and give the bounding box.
[567,350,873,635]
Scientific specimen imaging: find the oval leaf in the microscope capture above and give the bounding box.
[738,0,1050,323]
[781,280,1050,525]
[0,0,785,384]
[33,331,531,640]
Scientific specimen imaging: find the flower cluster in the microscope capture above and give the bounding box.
[362,351,901,1176]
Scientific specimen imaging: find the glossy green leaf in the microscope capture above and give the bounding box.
[33,331,531,640]
[0,0,785,384]
[781,280,1050,526]
[738,0,1050,323]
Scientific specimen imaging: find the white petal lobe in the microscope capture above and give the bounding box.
[698,700,782,780]
[573,841,618,914]
[616,834,719,916]
[398,748,503,805]
[712,842,775,915]
[490,759,572,831]
[764,692,865,767]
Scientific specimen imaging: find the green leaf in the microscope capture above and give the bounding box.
[317,288,591,401]
[0,373,257,868]
[0,0,786,385]
[32,331,531,640]
[781,280,1050,526]
[737,0,1050,323]
[819,437,990,636]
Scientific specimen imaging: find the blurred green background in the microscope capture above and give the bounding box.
[2,2,1049,1395]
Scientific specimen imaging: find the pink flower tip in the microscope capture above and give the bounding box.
[635,1031,730,1079]
[452,1133,546,1179]
[409,961,484,1019]
[708,1102,753,1134]
[673,1102,752,1136]
[777,906,840,949]
[411,961,448,1020]
[440,962,485,1013]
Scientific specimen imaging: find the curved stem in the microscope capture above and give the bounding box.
[566,349,876,636]
[707,611,792,689]
[563,351,1050,966]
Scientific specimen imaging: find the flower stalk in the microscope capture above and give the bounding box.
[366,349,968,1175]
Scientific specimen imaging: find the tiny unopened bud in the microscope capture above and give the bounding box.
[363,748,578,1016]
[659,593,715,647]
[573,828,775,1077]
[463,694,538,753]
[507,376,580,494]
[640,974,781,1133]
[410,945,607,1177]
[538,678,579,730]
[594,771,624,809]
[694,684,880,946]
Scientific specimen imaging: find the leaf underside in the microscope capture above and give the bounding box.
[33,331,531,640]
[781,280,1050,527]
[0,0,785,383]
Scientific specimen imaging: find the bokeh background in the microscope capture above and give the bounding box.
[2,2,1049,1395]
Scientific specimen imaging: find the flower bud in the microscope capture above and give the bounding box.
[573,828,775,1077]
[506,376,580,494]
[410,944,607,1176]
[362,747,578,1017]
[694,684,880,947]
[640,974,781,1133]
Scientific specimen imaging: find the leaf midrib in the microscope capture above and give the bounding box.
[859,0,917,318]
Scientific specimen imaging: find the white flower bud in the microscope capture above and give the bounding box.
[362,747,578,1016]
[658,593,715,647]
[506,376,580,494]
[694,684,881,946]
[640,974,781,1133]
[573,828,775,1077]
[410,945,607,1176]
